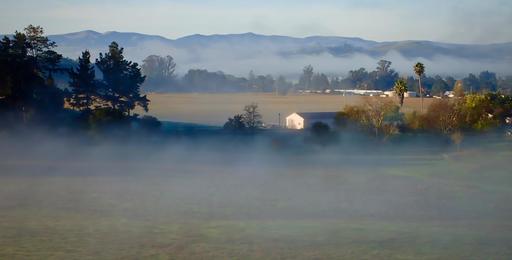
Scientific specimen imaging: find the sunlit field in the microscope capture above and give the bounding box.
[1,135,511,259]
[140,93,434,126]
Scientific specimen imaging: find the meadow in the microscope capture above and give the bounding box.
[140,93,434,126]
[0,134,511,259]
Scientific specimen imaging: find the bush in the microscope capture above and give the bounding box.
[341,98,401,138]
[308,122,336,145]
[422,99,461,134]
[311,122,330,137]
[223,114,247,132]
[138,115,162,131]
[88,108,128,130]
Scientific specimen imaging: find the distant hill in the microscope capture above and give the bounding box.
[45,31,512,77]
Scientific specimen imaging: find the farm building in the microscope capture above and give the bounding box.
[286,112,338,130]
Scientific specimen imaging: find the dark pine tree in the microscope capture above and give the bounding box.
[96,42,148,115]
[69,50,97,112]
[0,28,63,119]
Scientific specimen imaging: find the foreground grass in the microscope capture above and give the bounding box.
[0,139,511,259]
[2,216,511,259]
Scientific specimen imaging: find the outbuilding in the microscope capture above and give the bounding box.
[286,112,338,130]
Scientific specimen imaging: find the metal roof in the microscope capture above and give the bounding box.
[294,112,338,120]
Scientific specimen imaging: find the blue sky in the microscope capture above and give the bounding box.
[1,0,511,43]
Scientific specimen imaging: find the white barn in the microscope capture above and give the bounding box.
[286,112,338,130]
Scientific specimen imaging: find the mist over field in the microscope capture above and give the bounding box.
[2,0,512,258]
[1,131,512,258]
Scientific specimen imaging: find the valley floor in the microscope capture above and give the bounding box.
[0,137,510,259]
[139,93,434,126]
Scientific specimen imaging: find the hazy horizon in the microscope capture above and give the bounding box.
[2,0,512,45]
[39,30,512,45]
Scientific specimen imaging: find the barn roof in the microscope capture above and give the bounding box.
[295,112,338,120]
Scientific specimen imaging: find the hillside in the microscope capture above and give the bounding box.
[45,31,512,76]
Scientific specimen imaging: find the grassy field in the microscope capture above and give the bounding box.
[0,136,511,259]
[139,93,434,126]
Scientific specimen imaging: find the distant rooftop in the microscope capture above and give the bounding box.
[295,112,338,120]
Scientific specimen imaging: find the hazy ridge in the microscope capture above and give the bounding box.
[40,30,512,76]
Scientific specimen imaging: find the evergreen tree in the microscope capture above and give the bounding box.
[69,50,97,112]
[0,26,63,118]
[96,42,148,115]
[299,65,314,91]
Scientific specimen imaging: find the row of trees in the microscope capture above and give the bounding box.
[138,53,511,95]
[335,93,512,139]
[70,43,148,115]
[0,25,150,129]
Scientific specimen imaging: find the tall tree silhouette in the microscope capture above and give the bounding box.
[96,42,148,115]
[299,65,314,91]
[414,62,425,112]
[0,26,63,119]
[24,25,62,78]
[69,50,97,112]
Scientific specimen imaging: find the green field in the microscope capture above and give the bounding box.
[0,137,511,259]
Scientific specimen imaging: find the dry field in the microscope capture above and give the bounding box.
[139,93,434,126]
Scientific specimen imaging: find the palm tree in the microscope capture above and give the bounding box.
[393,78,408,108]
[414,62,425,112]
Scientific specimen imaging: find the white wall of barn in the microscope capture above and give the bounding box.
[286,113,304,129]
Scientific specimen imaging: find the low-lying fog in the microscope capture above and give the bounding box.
[1,133,511,258]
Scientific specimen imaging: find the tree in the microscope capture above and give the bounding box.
[299,65,314,91]
[275,75,292,95]
[96,42,149,115]
[372,60,398,90]
[463,73,479,94]
[445,76,456,90]
[393,78,408,107]
[311,122,330,136]
[141,55,176,91]
[309,122,333,145]
[344,99,400,138]
[453,80,465,97]
[0,26,64,120]
[423,99,462,134]
[346,68,370,89]
[311,73,330,90]
[414,62,425,112]
[478,71,498,93]
[242,103,263,129]
[68,50,97,112]
[223,114,247,132]
[431,75,449,97]
[24,25,62,78]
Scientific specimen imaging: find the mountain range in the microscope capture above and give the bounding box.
[37,31,512,76]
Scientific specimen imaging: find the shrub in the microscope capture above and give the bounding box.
[223,114,247,132]
[138,115,162,131]
[88,108,128,130]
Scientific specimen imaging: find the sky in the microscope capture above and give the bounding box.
[1,0,512,44]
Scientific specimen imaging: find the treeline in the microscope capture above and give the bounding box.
[334,93,512,141]
[140,55,294,94]
[340,64,511,95]
[0,25,159,132]
[140,55,512,95]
